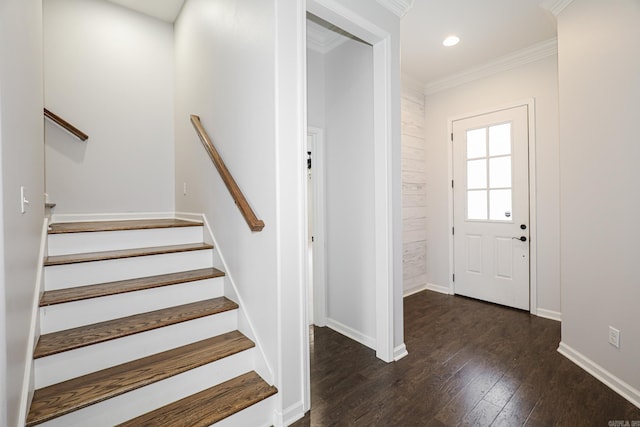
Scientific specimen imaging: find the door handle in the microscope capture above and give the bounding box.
[512,236,527,242]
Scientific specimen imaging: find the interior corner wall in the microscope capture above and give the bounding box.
[557,0,640,398]
[0,0,44,425]
[43,0,175,215]
[173,0,279,401]
[401,83,427,295]
[423,55,561,314]
[323,38,376,345]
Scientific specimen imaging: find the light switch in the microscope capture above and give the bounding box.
[20,186,30,214]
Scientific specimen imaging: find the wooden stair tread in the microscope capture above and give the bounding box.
[117,371,277,427]
[34,297,238,359]
[48,219,201,234]
[26,331,254,427]
[44,242,213,266]
[40,268,225,306]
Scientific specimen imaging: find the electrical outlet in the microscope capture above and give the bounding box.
[609,326,620,348]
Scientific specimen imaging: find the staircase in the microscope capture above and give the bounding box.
[26,218,277,426]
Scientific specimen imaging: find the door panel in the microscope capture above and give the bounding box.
[466,234,482,273]
[453,105,529,310]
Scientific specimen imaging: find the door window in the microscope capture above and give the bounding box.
[466,122,513,221]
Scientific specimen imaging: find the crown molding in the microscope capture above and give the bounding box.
[307,18,349,54]
[307,37,348,54]
[376,0,415,18]
[307,27,348,54]
[540,0,576,16]
[106,0,185,23]
[307,24,327,54]
[306,36,327,54]
[424,37,558,95]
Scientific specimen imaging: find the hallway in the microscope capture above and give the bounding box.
[294,291,640,426]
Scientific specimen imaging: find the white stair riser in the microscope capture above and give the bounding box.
[214,395,276,427]
[48,227,203,256]
[44,249,214,289]
[38,348,255,427]
[34,310,238,388]
[40,277,224,333]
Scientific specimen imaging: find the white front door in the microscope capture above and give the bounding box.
[453,105,530,310]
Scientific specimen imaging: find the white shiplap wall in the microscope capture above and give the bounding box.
[401,85,427,295]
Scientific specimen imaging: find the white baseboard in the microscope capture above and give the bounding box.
[174,211,206,223]
[404,283,452,297]
[50,211,175,223]
[403,284,429,297]
[536,308,561,322]
[394,343,408,361]
[325,318,376,350]
[198,213,275,385]
[558,342,640,409]
[17,219,49,427]
[273,401,305,427]
[426,282,452,295]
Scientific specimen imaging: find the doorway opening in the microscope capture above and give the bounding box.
[303,1,401,414]
[305,11,376,346]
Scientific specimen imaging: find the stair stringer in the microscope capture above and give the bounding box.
[176,212,275,387]
[17,218,49,427]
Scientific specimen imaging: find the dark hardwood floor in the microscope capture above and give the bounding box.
[292,290,640,426]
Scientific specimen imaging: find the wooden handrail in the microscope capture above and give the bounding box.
[190,115,265,232]
[44,108,89,141]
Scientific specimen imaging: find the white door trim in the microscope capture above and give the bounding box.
[307,0,396,363]
[447,98,538,314]
[306,126,327,327]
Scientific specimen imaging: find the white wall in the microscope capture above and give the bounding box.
[557,0,640,401]
[0,143,4,426]
[0,93,5,427]
[423,55,561,314]
[175,0,313,421]
[0,0,44,425]
[44,0,175,215]
[176,0,401,419]
[401,84,427,295]
[324,37,376,345]
[174,0,282,412]
[274,1,309,419]
[306,49,325,129]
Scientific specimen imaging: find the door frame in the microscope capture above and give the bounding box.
[306,0,396,364]
[306,126,327,327]
[447,99,538,315]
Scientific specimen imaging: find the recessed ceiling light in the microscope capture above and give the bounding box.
[443,35,460,47]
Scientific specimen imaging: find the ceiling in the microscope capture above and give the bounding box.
[401,0,557,87]
[105,0,558,91]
